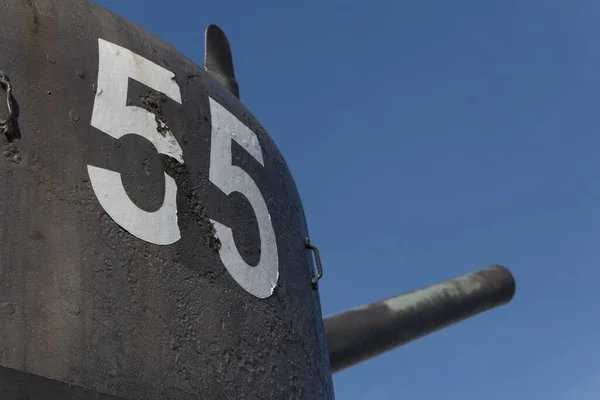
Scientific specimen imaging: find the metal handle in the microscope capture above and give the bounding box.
[305,237,323,290]
[0,71,14,140]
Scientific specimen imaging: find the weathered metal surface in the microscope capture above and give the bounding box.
[324,265,516,373]
[0,365,127,400]
[0,1,333,399]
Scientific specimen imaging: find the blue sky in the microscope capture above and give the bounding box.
[95,1,600,398]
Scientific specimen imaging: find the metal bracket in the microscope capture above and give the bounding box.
[0,71,14,140]
[305,237,323,290]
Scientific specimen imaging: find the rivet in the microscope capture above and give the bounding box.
[69,110,80,123]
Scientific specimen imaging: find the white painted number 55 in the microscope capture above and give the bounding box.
[88,38,279,298]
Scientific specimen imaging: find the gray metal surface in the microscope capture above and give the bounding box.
[0,0,333,398]
[324,265,516,373]
[204,24,239,99]
[0,365,127,400]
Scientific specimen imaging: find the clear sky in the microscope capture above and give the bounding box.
[95,1,600,398]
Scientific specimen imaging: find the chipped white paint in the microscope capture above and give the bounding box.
[86,40,280,298]
[88,38,184,245]
[208,97,279,299]
[92,39,184,162]
[88,165,180,245]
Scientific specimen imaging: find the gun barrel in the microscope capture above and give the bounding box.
[323,265,516,373]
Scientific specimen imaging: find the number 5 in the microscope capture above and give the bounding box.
[88,39,184,245]
[208,98,279,299]
[88,39,279,298]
